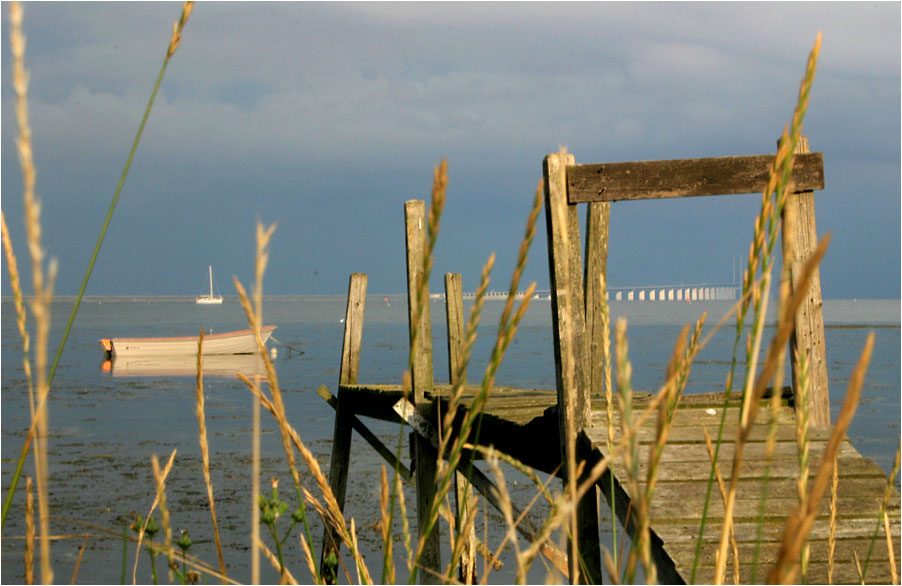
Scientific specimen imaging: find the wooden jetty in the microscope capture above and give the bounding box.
[318,140,900,584]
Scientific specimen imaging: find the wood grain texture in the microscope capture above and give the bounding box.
[320,273,368,582]
[567,152,824,203]
[403,200,441,582]
[782,138,831,426]
[330,378,900,584]
[543,152,603,584]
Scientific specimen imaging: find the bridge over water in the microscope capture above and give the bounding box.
[458,284,739,302]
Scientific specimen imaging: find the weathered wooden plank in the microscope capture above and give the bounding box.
[650,475,889,505]
[591,421,833,445]
[320,273,367,582]
[328,369,894,586]
[688,557,898,586]
[444,272,478,584]
[656,517,900,544]
[567,152,825,203]
[445,273,466,389]
[584,199,611,403]
[667,535,900,568]
[405,200,435,399]
[610,454,887,483]
[403,200,442,582]
[544,152,593,430]
[316,386,412,481]
[544,151,602,584]
[782,137,831,426]
[650,494,896,522]
[340,273,367,386]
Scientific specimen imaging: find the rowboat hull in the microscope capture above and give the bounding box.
[102,353,267,377]
[100,325,275,357]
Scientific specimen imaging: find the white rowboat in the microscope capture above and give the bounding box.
[100,325,275,358]
[102,353,267,377]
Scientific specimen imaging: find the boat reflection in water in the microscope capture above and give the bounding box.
[102,352,268,378]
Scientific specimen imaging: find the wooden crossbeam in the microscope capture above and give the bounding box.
[566,152,824,203]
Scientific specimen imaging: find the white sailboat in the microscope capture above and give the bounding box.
[195,265,223,304]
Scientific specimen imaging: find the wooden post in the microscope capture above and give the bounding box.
[543,152,603,584]
[320,273,367,582]
[781,136,830,426]
[404,200,442,583]
[444,272,478,584]
[445,273,466,390]
[585,201,611,398]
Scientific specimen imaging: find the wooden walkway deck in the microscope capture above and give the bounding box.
[323,145,898,584]
[333,382,900,584]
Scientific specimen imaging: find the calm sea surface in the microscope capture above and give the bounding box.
[2,297,899,583]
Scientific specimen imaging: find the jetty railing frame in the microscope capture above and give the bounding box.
[540,136,829,582]
[318,137,830,585]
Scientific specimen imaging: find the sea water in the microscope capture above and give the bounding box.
[2,297,899,583]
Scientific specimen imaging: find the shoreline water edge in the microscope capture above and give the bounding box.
[2,297,899,583]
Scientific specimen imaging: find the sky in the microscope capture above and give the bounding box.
[1,2,899,299]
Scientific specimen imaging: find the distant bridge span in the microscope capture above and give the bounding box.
[530,283,739,301]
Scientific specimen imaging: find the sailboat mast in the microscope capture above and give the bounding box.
[209,265,214,296]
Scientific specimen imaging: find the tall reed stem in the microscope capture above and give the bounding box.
[2,1,194,539]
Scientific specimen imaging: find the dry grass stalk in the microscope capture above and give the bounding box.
[132,449,177,584]
[407,160,447,379]
[483,449,525,583]
[252,376,261,584]
[445,489,481,583]
[696,33,821,574]
[350,519,364,585]
[614,318,647,584]
[862,442,902,582]
[885,444,902,585]
[464,444,557,508]
[767,332,873,584]
[150,454,175,582]
[714,233,830,584]
[238,373,374,585]
[167,1,194,58]
[194,330,227,581]
[503,373,680,584]
[703,429,740,585]
[10,3,57,582]
[749,372,786,583]
[458,320,681,584]
[69,533,89,585]
[794,348,813,581]
[1,211,33,410]
[413,177,541,582]
[379,466,396,584]
[884,509,898,585]
[828,451,838,585]
[395,468,413,575]
[853,550,865,584]
[299,532,319,583]
[603,547,620,586]
[625,315,704,584]
[436,253,493,583]
[596,274,619,565]
[25,475,33,585]
[235,222,335,583]
[235,245,301,501]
